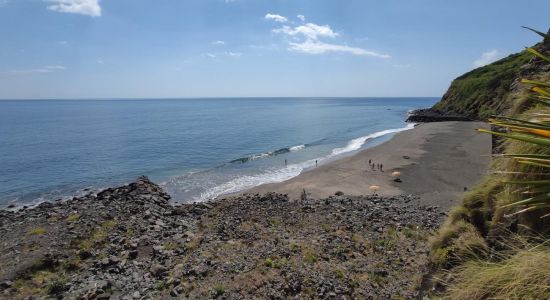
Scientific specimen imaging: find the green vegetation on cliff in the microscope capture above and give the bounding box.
[433,51,532,120]
[429,28,550,299]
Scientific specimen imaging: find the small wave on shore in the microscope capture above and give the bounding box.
[330,124,415,156]
[230,144,308,164]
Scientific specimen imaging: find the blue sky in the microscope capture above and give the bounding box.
[0,0,547,99]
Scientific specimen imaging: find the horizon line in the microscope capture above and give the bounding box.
[0,96,441,101]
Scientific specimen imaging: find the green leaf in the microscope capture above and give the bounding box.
[505,180,550,185]
[500,154,550,159]
[491,121,550,132]
[522,26,548,38]
[492,116,550,130]
[521,79,550,88]
[529,97,550,107]
[477,129,550,147]
[517,160,550,168]
[526,48,550,63]
[502,193,550,208]
[532,86,550,97]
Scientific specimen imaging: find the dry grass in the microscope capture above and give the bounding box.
[444,247,550,300]
[430,220,487,268]
[28,228,46,235]
[66,213,79,222]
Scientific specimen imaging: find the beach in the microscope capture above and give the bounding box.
[246,121,491,209]
[0,121,493,299]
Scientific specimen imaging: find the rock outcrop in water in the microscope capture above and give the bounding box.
[0,177,444,299]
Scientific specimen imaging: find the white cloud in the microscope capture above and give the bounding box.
[225,51,242,58]
[289,40,390,58]
[45,0,101,17]
[212,40,225,45]
[269,17,390,58]
[265,13,288,23]
[96,58,104,64]
[206,53,217,58]
[297,14,305,22]
[9,65,66,74]
[273,23,338,40]
[473,50,501,68]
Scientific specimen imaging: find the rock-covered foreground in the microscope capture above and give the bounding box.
[0,177,444,299]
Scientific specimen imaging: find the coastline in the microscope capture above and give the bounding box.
[0,121,492,299]
[245,121,491,209]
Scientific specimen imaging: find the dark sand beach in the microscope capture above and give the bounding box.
[246,121,491,209]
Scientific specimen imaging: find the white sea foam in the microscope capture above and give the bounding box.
[195,123,415,202]
[289,144,306,152]
[249,153,271,160]
[196,163,306,201]
[330,123,415,156]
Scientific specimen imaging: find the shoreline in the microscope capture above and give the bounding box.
[1,120,490,211]
[244,121,491,209]
[0,121,492,298]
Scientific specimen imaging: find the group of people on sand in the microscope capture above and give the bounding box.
[368,159,383,171]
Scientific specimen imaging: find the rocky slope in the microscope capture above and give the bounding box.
[0,177,444,299]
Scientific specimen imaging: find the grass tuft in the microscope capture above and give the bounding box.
[443,247,550,299]
[29,228,46,235]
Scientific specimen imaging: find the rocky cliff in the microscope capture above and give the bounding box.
[430,28,550,120]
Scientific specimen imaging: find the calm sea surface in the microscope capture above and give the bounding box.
[0,98,438,207]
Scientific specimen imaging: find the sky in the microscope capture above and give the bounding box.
[0,0,548,99]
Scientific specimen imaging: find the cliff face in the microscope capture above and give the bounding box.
[433,51,532,120]
[433,30,550,120]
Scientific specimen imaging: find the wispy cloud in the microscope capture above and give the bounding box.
[212,40,225,45]
[288,40,390,58]
[8,65,66,74]
[45,0,101,17]
[265,13,288,23]
[297,14,305,22]
[473,49,501,68]
[225,51,242,58]
[58,41,69,46]
[268,14,390,58]
[205,52,242,59]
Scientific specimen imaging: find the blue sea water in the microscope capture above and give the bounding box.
[0,97,437,207]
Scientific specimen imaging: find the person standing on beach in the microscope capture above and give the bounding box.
[285,159,287,166]
[315,160,318,167]
[380,164,383,171]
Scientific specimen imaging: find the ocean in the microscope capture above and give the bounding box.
[0,97,438,207]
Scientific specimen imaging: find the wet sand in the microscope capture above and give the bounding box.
[245,121,491,209]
